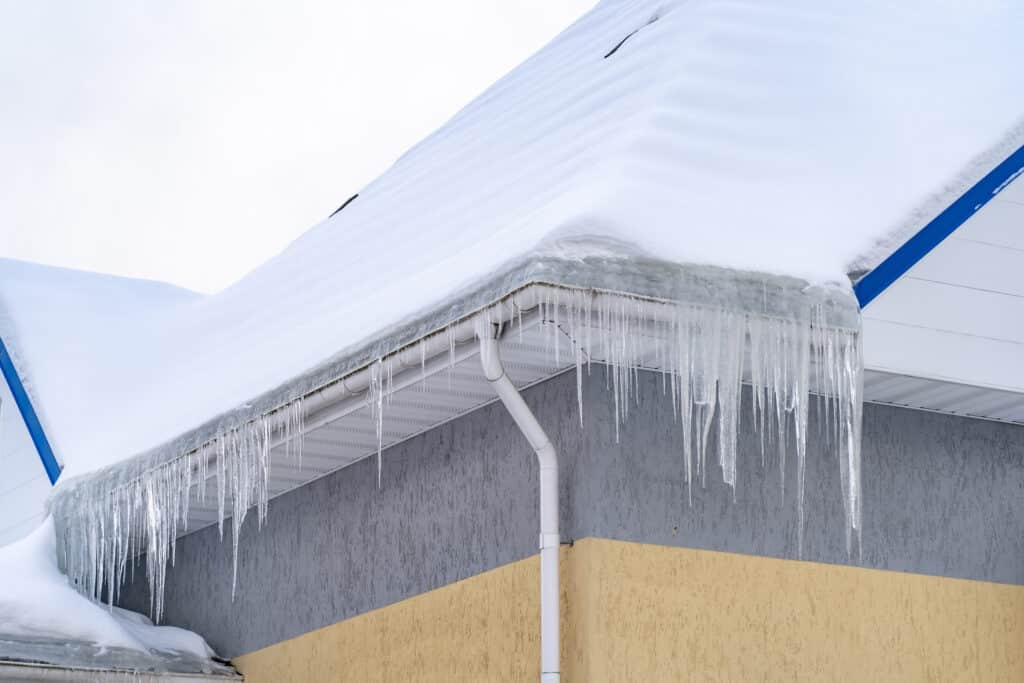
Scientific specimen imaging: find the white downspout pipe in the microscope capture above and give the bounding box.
[479,323,560,683]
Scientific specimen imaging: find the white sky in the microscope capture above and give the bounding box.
[0,1,593,294]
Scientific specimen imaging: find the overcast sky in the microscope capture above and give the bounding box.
[1,1,593,293]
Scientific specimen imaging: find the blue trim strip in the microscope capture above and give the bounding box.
[855,143,1024,308]
[0,336,61,484]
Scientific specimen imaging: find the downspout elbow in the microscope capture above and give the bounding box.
[479,332,505,383]
[477,321,560,682]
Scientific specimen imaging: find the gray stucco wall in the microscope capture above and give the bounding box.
[119,369,1024,658]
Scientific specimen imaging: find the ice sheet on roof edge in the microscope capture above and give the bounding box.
[50,245,863,620]
[0,636,236,678]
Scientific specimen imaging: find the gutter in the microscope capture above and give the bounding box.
[478,321,561,683]
[0,335,61,484]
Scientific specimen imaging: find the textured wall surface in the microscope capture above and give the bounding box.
[578,370,1024,581]
[119,373,580,658]
[235,539,1024,682]
[119,369,1024,660]
[572,539,1024,681]
[234,550,550,682]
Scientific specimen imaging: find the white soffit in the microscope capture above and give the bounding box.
[181,317,574,533]
[178,285,860,537]
[863,172,1024,424]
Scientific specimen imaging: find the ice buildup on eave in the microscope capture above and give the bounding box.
[52,258,863,622]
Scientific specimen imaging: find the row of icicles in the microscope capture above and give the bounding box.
[53,287,862,622]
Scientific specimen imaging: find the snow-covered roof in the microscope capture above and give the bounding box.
[7,0,1018,486]
[8,0,1017,618]
[0,259,201,476]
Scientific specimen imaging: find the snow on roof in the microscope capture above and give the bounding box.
[0,258,201,473]
[8,0,1024,487]
[0,518,234,677]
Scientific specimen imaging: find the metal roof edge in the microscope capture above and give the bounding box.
[854,143,1024,308]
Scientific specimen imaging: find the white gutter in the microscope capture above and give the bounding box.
[478,322,560,683]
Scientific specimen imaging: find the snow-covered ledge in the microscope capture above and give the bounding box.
[0,519,237,679]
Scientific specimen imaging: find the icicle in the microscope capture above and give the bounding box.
[516,295,524,344]
[539,285,862,557]
[716,311,744,493]
[447,325,456,390]
[51,400,305,622]
[369,358,385,489]
[420,339,427,391]
[52,282,863,626]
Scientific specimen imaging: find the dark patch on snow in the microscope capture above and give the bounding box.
[329,193,359,218]
[604,13,660,59]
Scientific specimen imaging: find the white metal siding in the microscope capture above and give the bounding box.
[863,172,1024,412]
[0,373,49,545]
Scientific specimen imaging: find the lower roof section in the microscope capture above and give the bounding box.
[0,665,231,682]
[0,636,237,681]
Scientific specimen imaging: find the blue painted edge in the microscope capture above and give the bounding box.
[0,335,61,484]
[854,143,1024,308]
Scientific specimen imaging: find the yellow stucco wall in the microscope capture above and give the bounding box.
[234,551,546,682]
[235,539,1024,682]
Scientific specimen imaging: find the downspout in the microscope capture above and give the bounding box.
[478,323,560,682]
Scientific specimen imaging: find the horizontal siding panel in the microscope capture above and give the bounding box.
[0,473,50,516]
[864,318,1024,394]
[997,174,1024,204]
[956,198,1024,251]
[0,473,49,546]
[0,512,45,546]
[1,374,50,544]
[864,277,1024,344]
[908,238,1024,297]
[0,440,46,484]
